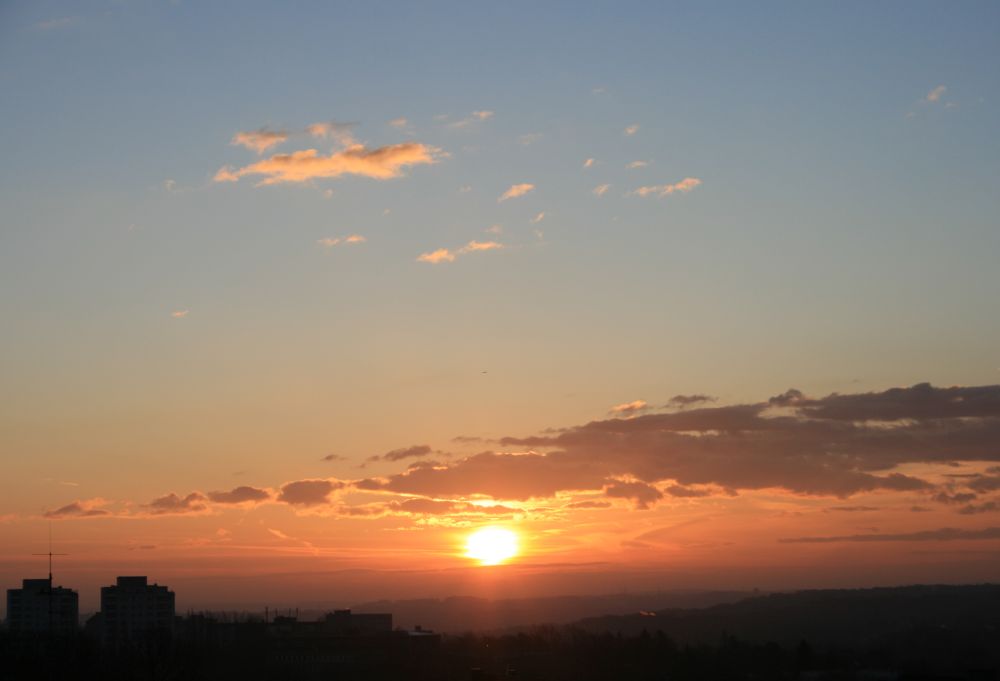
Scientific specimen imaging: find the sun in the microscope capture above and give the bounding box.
[465,527,520,566]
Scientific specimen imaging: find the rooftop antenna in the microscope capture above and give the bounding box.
[32,522,68,633]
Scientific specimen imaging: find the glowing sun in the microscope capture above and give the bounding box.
[465,527,520,566]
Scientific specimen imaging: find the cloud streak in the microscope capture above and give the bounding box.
[780,527,1000,543]
[215,142,442,186]
[498,183,535,202]
[629,177,702,198]
[231,128,289,154]
[417,241,503,264]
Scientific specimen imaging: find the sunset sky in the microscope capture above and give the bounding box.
[2,1,1000,614]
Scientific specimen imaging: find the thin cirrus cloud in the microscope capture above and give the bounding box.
[171,309,189,318]
[364,444,434,464]
[780,527,1000,544]
[626,160,649,169]
[448,110,495,128]
[356,384,1000,501]
[629,177,702,198]
[610,400,649,416]
[43,499,112,519]
[215,142,442,186]
[593,184,610,197]
[926,85,947,103]
[498,183,535,202]
[230,127,289,154]
[305,120,357,144]
[624,124,639,136]
[417,241,503,264]
[583,158,596,169]
[317,235,366,248]
[531,212,546,224]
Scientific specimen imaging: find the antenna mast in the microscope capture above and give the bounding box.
[32,522,68,634]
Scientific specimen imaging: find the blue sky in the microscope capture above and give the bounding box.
[1,1,1000,603]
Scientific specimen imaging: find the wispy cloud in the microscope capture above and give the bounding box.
[389,117,409,129]
[416,248,456,264]
[317,235,366,248]
[171,309,189,318]
[624,124,639,136]
[485,224,503,235]
[780,527,1000,544]
[926,85,947,103]
[417,241,504,265]
[610,399,649,416]
[44,499,112,519]
[593,184,610,197]
[306,120,357,145]
[531,212,546,224]
[35,16,78,30]
[215,142,442,186]
[583,158,596,169]
[626,160,649,169]
[462,240,503,253]
[629,177,702,198]
[449,110,495,128]
[519,133,542,146]
[231,128,289,154]
[498,183,535,202]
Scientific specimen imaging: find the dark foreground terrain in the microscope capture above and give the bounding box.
[2,584,997,681]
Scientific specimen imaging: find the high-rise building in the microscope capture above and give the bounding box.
[99,576,175,644]
[5,578,79,635]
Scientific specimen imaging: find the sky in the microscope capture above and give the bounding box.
[1,1,1000,614]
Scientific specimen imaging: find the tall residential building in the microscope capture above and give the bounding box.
[100,576,175,644]
[5,578,79,635]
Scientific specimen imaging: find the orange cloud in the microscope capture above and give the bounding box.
[317,234,366,248]
[417,248,456,264]
[624,124,639,136]
[417,241,504,264]
[629,177,702,198]
[498,183,535,202]
[216,142,442,186]
[43,498,113,519]
[610,399,648,416]
[231,128,288,154]
[583,158,596,169]
[593,184,610,196]
[306,120,356,145]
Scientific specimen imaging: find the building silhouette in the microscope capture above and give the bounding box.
[5,578,79,635]
[98,576,175,645]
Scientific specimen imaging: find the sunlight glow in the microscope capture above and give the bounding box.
[465,527,519,566]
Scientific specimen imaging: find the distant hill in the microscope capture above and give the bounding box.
[573,584,1000,649]
[346,590,750,633]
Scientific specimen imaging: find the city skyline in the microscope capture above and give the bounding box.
[2,1,1000,614]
